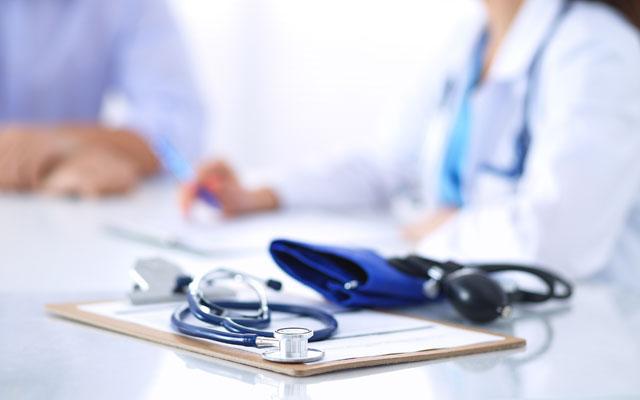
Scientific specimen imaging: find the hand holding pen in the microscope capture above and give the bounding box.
[180,159,280,217]
[153,136,278,217]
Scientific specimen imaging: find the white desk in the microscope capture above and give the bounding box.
[2,179,640,399]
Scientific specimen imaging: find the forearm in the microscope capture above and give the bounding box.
[52,124,160,176]
[273,154,397,211]
[0,123,159,195]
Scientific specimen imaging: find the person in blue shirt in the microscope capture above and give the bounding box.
[0,0,203,197]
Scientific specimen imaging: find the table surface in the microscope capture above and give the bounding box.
[2,179,639,400]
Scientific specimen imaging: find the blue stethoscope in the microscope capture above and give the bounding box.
[171,269,338,363]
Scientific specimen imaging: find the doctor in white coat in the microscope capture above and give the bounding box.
[183,0,640,281]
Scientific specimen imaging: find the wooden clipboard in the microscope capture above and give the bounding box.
[46,301,525,377]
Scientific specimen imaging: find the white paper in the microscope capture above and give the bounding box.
[80,301,503,364]
[104,210,407,257]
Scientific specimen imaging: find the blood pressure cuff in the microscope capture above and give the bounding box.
[269,239,428,308]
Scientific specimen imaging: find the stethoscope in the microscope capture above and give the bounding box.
[170,269,338,363]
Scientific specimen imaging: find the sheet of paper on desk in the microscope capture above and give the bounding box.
[80,301,504,363]
[104,211,406,257]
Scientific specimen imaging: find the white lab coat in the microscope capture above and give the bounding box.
[274,0,640,281]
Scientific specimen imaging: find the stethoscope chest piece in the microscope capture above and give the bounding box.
[261,327,324,363]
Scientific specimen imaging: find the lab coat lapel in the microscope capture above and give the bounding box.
[463,0,567,203]
[488,0,565,82]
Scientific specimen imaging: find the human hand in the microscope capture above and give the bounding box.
[41,146,139,197]
[402,208,459,242]
[0,126,70,191]
[1,123,158,197]
[179,160,279,217]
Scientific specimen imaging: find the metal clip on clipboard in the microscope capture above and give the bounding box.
[128,258,193,305]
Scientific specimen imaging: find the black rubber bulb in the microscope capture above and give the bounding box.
[442,270,510,323]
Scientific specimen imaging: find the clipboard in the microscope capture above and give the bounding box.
[46,300,525,377]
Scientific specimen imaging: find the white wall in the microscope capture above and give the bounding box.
[169,0,474,173]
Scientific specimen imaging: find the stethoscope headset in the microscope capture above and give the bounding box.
[388,255,573,323]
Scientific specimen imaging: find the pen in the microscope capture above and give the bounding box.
[196,186,220,208]
[153,136,220,208]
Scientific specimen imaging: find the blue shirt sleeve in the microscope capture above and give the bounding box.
[112,0,205,163]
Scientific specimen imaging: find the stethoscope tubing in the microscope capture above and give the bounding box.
[171,293,338,347]
[171,304,258,346]
[473,264,573,301]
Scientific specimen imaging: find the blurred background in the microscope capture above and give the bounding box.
[154,0,476,172]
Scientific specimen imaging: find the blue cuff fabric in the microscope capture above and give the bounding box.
[269,239,428,308]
